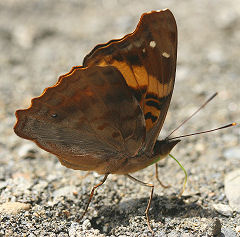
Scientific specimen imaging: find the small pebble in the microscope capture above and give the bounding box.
[207,217,221,236]
[235,226,240,233]
[223,147,240,160]
[212,203,233,217]
[17,143,37,159]
[221,227,237,237]
[224,169,240,212]
[182,233,195,237]
[0,181,7,190]
[52,186,78,200]
[12,25,35,49]
[82,219,91,230]
[0,202,31,215]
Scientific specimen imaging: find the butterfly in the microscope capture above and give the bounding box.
[14,9,178,233]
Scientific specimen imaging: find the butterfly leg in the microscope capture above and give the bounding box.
[126,174,154,235]
[155,163,171,188]
[79,173,109,220]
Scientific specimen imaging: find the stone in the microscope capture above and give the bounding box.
[0,202,31,215]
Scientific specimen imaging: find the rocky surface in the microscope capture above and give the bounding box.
[0,0,239,236]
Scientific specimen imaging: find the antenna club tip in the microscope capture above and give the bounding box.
[232,122,238,126]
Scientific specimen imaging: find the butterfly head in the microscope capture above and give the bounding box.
[152,139,180,161]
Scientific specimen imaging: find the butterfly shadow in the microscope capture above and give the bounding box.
[88,194,216,234]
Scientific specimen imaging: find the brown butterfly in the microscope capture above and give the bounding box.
[14,9,179,233]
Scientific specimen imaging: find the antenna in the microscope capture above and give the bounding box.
[166,92,218,139]
[168,123,237,140]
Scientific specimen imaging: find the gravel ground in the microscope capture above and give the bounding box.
[0,0,240,236]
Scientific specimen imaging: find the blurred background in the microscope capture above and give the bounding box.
[0,0,239,236]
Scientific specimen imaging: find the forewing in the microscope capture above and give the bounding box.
[83,9,177,153]
[14,66,145,170]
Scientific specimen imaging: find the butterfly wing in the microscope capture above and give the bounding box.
[14,65,145,173]
[83,9,177,153]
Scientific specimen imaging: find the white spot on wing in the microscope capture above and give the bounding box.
[142,48,146,53]
[162,52,170,58]
[149,41,156,48]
